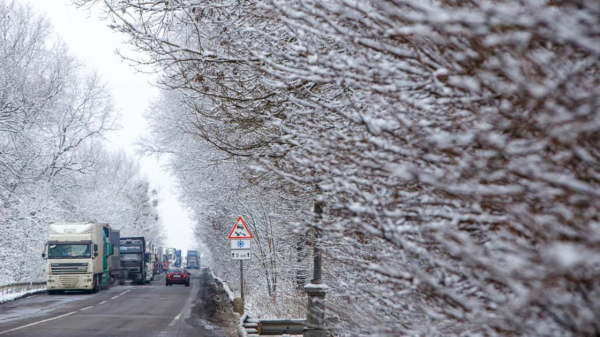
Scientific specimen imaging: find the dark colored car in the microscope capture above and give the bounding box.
[166,267,190,286]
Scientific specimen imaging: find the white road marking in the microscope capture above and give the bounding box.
[119,290,131,295]
[159,277,197,336]
[167,312,182,327]
[0,311,77,335]
[98,301,107,305]
[110,296,119,300]
[79,306,94,311]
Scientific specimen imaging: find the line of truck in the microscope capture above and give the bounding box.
[41,222,173,294]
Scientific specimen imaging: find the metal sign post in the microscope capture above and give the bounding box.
[240,260,244,304]
[228,216,253,311]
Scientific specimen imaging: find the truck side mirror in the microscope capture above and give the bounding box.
[42,253,46,259]
[94,244,98,252]
[94,252,99,257]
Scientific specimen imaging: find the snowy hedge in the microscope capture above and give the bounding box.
[80,0,600,335]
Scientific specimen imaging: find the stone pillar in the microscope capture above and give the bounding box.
[233,297,244,314]
[304,283,328,337]
[305,185,327,337]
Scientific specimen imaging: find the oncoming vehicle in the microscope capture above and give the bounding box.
[166,267,190,287]
[186,250,200,269]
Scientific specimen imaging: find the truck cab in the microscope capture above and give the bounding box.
[186,250,200,269]
[42,223,106,294]
[119,237,146,285]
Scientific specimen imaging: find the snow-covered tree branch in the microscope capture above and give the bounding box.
[0,0,163,286]
[75,0,600,334]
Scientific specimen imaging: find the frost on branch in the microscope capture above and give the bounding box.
[0,1,163,285]
[80,0,600,334]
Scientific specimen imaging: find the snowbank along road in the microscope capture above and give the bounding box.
[0,269,238,336]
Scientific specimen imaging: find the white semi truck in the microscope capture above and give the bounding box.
[166,247,176,269]
[145,241,155,283]
[42,223,106,294]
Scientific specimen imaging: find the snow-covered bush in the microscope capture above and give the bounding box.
[80,0,600,334]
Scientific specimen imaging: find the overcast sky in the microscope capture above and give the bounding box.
[28,0,195,253]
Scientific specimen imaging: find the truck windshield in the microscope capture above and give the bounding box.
[120,254,142,261]
[48,244,91,258]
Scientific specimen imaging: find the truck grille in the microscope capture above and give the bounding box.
[59,275,80,288]
[51,263,88,274]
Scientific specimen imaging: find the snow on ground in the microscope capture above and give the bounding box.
[0,287,46,305]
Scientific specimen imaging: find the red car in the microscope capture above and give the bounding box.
[166,267,190,286]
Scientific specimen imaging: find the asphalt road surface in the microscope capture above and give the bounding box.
[0,269,238,336]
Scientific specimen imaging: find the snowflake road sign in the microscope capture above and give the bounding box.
[231,239,251,250]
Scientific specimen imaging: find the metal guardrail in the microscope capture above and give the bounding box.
[0,281,47,303]
[210,269,309,336]
[210,267,308,336]
[0,281,46,291]
[258,319,307,335]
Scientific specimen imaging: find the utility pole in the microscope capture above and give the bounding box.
[305,188,328,337]
[312,200,323,284]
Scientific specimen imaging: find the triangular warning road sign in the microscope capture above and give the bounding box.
[228,216,254,239]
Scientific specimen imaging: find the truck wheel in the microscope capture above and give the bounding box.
[166,282,169,286]
[92,275,99,293]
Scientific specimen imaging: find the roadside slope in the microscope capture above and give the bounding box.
[185,268,239,336]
